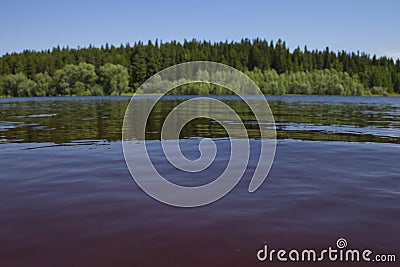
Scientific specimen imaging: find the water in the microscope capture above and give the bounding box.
[0,96,399,266]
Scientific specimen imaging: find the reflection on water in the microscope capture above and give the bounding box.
[1,96,399,266]
[0,96,127,143]
[0,95,399,144]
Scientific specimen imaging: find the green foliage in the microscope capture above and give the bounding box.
[52,63,97,96]
[0,73,32,97]
[99,63,129,95]
[0,39,399,96]
[0,63,129,96]
[34,72,52,96]
[130,44,147,88]
[204,69,363,95]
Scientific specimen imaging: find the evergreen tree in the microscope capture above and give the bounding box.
[0,38,399,96]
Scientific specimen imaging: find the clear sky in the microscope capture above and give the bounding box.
[1,0,399,59]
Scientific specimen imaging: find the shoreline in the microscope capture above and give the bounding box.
[1,93,399,98]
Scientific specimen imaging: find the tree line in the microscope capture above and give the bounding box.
[0,38,399,96]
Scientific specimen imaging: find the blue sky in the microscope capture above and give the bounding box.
[1,0,399,59]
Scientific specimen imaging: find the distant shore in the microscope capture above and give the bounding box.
[1,39,399,98]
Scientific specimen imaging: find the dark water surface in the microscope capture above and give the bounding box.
[0,96,399,266]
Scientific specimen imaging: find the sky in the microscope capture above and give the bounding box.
[1,0,399,59]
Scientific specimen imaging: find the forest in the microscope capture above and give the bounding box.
[0,38,399,96]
